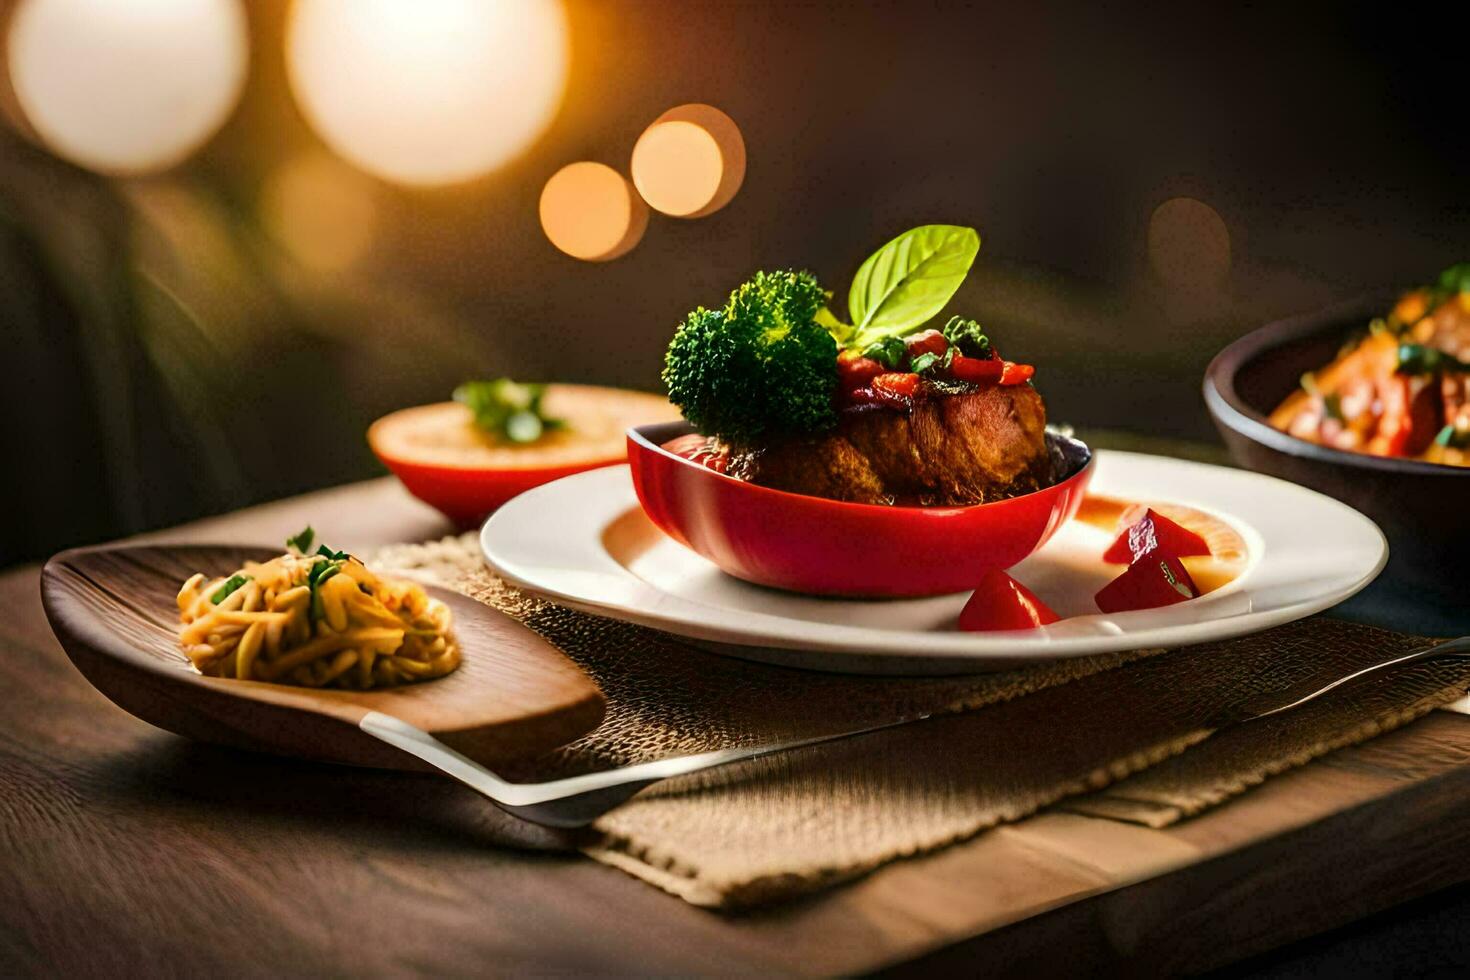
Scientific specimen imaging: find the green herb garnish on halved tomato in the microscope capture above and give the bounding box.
[454,379,565,445]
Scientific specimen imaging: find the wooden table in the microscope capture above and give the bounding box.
[3,478,1468,976]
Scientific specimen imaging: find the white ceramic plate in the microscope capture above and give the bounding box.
[480,452,1387,674]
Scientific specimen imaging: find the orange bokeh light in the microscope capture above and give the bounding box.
[539,161,648,262]
[261,150,378,272]
[630,104,745,218]
[1148,196,1231,291]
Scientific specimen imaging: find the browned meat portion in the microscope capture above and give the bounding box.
[726,382,1050,505]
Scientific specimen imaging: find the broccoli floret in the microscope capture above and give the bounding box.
[663,270,838,442]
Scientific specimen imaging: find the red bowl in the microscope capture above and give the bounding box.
[627,422,1095,597]
[375,453,623,528]
[370,389,681,528]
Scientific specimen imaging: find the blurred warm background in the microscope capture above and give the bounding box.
[2,0,1466,562]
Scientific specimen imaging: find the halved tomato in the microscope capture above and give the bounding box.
[958,570,1061,631]
[369,385,680,527]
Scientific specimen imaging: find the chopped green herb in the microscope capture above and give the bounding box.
[316,543,349,562]
[940,316,992,359]
[860,335,907,370]
[908,351,940,375]
[1396,343,1470,376]
[306,558,342,624]
[1323,392,1344,422]
[1434,424,1470,449]
[286,526,315,554]
[454,379,564,444]
[1423,262,1470,310]
[1436,262,1470,296]
[210,573,251,604]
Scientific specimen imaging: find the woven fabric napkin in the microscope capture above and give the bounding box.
[375,536,1470,909]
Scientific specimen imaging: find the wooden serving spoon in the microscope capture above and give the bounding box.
[41,544,605,769]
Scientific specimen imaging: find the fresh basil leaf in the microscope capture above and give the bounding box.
[847,225,980,347]
[210,573,251,604]
[286,526,315,553]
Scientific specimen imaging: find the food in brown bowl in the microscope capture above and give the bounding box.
[1205,263,1470,617]
[1268,263,1470,466]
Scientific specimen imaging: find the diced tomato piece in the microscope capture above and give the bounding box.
[948,354,1004,384]
[837,350,885,391]
[1406,375,1442,455]
[1366,375,1413,457]
[1095,556,1198,613]
[871,372,921,407]
[661,434,729,473]
[904,329,948,360]
[1366,373,1438,457]
[999,361,1035,385]
[1103,508,1211,564]
[958,570,1061,631]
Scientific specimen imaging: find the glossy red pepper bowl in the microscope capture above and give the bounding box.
[627,421,1094,597]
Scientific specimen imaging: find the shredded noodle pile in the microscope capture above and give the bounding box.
[177,543,459,690]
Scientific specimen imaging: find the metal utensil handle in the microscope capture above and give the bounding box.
[360,710,927,828]
[364,635,1470,828]
[1206,635,1470,729]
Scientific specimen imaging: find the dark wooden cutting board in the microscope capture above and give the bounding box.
[41,543,605,768]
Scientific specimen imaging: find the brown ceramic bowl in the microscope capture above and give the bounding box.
[1204,293,1469,608]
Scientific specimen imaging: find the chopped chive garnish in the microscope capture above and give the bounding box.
[286,526,315,553]
[210,574,251,604]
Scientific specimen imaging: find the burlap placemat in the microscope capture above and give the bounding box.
[374,536,1470,909]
